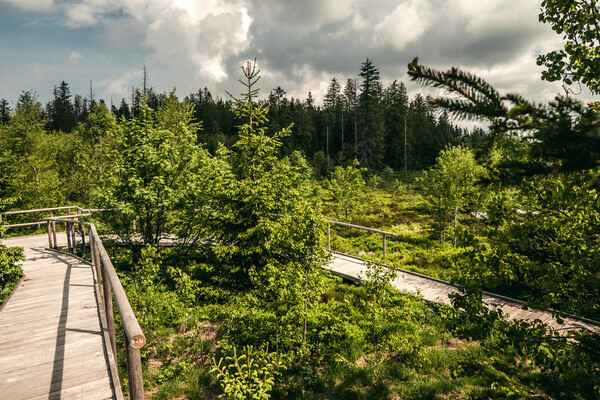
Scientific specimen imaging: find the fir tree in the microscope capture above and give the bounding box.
[47,81,76,133]
[358,58,385,168]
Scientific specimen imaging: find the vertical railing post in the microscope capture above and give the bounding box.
[90,231,104,304]
[66,222,73,253]
[51,221,57,249]
[102,258,117,357]
[0,213,3,238]
[71,223,78,256]
[327,223,331,251]
[382,234,387,260]
[79,222,85,248]
[126,339,145,400]
[47,221,52,248]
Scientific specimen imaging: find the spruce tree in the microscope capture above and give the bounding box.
[324,78,342,160]
[358,58,385,168]
[383,80,409,170]
[343,79,359,159]
[47,81,76,133]
[0,99,10,125]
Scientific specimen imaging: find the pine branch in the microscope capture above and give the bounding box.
[407,58,506,120]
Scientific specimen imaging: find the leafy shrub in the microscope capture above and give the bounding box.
[211,344,287,399]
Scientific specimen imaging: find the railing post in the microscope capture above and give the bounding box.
[47,221,52,248]
[52,221,57,249]
[66,222,73,253]
[0,213,3,238]
[71,223,78,256]
[79,222,85,248]
[90,233,104,304]
[382,234,387,260]
[126,338,145,400]
[102,261,117,357]
[327,223,331,251]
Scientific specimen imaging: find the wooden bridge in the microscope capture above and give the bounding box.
[1,207,599,400]
[1,207,145,400]
[326,220,600,334]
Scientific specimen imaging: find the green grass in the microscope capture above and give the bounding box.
[324,172,465,281]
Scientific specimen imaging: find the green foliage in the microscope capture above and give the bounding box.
[212,61,329,305]
[357,58,386,168]
[123,246,190,333]
[408,58,600,177]
[407,53,600,399]
[421,145,484,244]
[538,0,600,94]
[326,160,365,222]
[93,92,209,245]
[74,103,118,203]
[211,344,287,399]
[0,92,63,208]
[0,199,24,305]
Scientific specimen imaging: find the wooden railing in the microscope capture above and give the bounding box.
[326,220,398,260]
[46,216,146,400]
[0,206,95,237]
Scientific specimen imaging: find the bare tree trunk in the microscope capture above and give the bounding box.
[326,126,330,163]
[341,110,344,151]
[453,200,459,247]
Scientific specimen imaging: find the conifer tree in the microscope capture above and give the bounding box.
[384,80,409,170]
[324,78,342,160]
[343,79,359,159]
[47,81,76,133]
[1,92,62,208]
[358,58,385,168]
[0,99,10,125]
[216,60,328,348]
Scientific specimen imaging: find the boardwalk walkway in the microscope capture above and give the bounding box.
[0,234,119,400]
[327,252,600,335]
[1,229,598,399]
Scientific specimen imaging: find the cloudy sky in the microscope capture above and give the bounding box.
[0,0,592,108]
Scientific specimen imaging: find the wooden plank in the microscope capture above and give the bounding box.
[1,363,110,400]
[0,335,105,372]
[28,376,114,400]
[0,340,107,375]
[0,315,102,345]
[0,306,101,331]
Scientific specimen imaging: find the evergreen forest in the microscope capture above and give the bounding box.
[1,1,600,399]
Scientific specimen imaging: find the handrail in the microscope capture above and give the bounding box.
[326,219,398,260]
[4,206,80,215]
[328,220,398,236]
[45,216,146,400]
[0,206,96,235]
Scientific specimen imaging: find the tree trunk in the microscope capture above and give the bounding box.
[453,199,459,247]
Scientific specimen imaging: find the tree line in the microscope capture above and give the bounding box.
[0,59,482,186]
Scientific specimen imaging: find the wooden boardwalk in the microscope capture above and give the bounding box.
[0,234,119,400]
[328,252,600,335]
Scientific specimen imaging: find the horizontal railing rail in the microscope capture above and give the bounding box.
[326,219,398,260]
[0,206,98,236]
[45,216,146,400]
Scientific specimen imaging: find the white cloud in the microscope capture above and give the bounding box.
[98,70,140,102]
[69,51,83,63]
[61,0,252,92]
[0,0,54,12]
[375,0,433,51]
